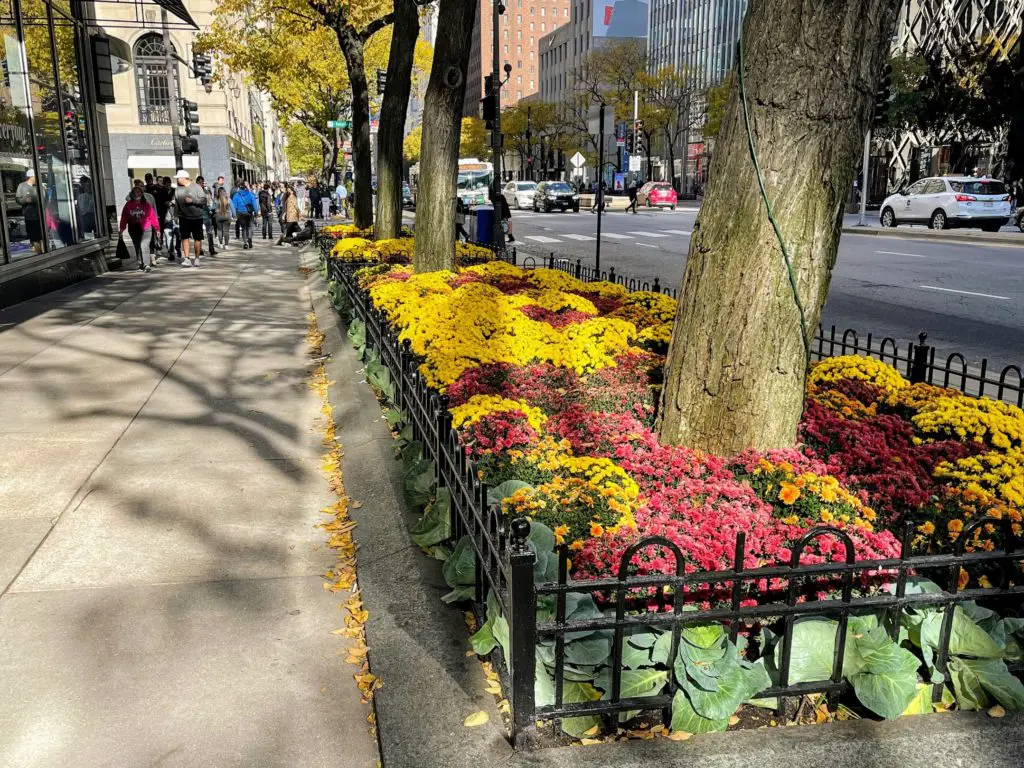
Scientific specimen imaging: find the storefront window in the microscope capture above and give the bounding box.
[0,0,37,260]
[21,0,75,250]
[52,0,94,239]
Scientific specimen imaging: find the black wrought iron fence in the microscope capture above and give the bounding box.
[335,263,1024,748]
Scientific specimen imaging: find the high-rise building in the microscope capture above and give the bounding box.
[464,0,574,117]
[647,0,746,91]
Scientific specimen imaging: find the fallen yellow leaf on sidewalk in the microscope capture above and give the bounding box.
[463,711,490,727]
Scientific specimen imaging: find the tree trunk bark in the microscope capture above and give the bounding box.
[665,129,677,192]
[375,0,419,240]
[336,25,374,230]
[317,132,338,187]
[413,0,477,272]
[657,0,900,456]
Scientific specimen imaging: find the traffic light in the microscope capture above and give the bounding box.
[626,132,634,154]
[181,136,199,153]
[63,110,78,150]
[182,99,200,136]
[873,63,893,128]
[481,74,496,128]
[192,52,213,88]
[376,68,387,94]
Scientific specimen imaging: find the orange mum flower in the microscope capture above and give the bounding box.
[779,484,801,505]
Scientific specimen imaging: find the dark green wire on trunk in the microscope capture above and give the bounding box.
[736,35,812,364]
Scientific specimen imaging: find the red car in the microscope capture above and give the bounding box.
[637,182,678,209]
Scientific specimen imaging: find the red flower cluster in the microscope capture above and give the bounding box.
[459,410,541,460]
[800,398,978,524]
[446,362,581,413]
[517,305,595,328]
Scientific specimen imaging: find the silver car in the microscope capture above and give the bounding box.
[503,180,538,210]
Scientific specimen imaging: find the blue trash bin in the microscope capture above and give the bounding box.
[473,204,495,246]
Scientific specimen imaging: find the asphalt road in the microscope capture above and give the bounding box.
[504,204,1024,371]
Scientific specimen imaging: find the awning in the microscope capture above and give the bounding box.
[86,0,199,31]
[152,0,197,28]
[127,154,201,169]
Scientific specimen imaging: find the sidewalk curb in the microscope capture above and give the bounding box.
[841,226,1023,247]
[303,251,511,768]
[302,252,1024,768]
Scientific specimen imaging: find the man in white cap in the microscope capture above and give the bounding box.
[174,169,207,267]
[16,168,43,253]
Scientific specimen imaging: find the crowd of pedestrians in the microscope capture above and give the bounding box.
[118,172,342,271]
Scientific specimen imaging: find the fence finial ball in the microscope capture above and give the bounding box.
[917,332,928,346]
[509,517,531,543]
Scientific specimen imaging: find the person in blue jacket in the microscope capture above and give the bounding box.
[231,181,259,249]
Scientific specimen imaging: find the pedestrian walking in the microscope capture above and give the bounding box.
[455,197,469,242]
[214,187,234,248]
[197,176,218,256]
[590,181,607,213]
[625,181,638,214]
[309,183,322,220]
[119,184,160,271]
[276,185,301,245]
[492,189,515,242]
[259,183,274,238]
[232,181,259,249]
[335,180,348,219]
[174,169,207,267]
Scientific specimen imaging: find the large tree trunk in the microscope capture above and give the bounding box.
[657,0,900,456]
[375,0,420,240]
[314,130,338,187]
[336,25,374,230]
[413,0,476,272]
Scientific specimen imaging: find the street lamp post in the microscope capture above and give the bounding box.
[526,106,532,181]
[595,102,605,275]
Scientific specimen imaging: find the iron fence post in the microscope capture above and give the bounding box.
[608,266,616,284]
[575,259,582,279]
[652,277,661,293]
[548,252,555,269]
[911,332,930,384]
[506,517,537,746]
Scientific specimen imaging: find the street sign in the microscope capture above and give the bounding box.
[328,120,353,129]
[629,155,641,172]
[570,151,586,168]
[615,138,624,148]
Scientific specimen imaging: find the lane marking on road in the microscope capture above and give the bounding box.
[919,285,1011,300]
[876,250,926,258]
[635,243,659,248]
[601,233,632,239]
[662,229,692,236]
[561,234,595,241]
[627,231,668,238]
[524,236,562,243]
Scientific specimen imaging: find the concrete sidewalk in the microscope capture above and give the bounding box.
[0,244,379,767]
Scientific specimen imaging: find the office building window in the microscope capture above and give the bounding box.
[134,33,179,125]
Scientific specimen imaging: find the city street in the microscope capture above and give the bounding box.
[504,204,1024,370]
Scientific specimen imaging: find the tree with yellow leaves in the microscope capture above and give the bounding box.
[201,0,431,230]
[402,118,487,164]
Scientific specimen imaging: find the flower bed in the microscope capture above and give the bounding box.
[322,228,495,266]
[341,260,1024,736]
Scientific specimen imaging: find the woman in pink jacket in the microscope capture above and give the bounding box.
[120,185,161,272]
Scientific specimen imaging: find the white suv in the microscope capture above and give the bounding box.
[879,176,1013,232]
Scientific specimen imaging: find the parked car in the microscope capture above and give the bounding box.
[879,176,1013,232]
[637,181,678,209]
[1015,205,1024,233]
[402,182,414,209]
[502,180,538,209]
[532,181,579,212]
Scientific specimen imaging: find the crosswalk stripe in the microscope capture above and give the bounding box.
[601,233,632,239]
[525,235,562,243]
[627,231,668,238]
[661,229,692,235]
[561,234,595,241]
